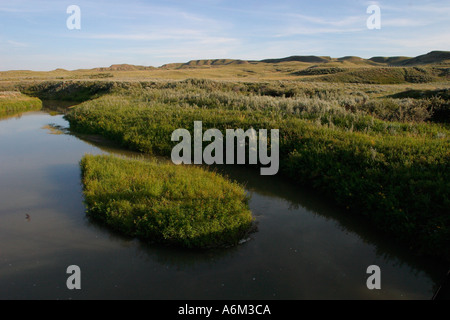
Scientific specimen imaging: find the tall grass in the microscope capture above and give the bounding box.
[0,91,42,116]
[81,154,254,248]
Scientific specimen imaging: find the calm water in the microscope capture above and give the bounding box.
[0,105,447,300]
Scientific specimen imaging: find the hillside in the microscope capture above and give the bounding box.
[369,56,412,65]
[0,51,449,83]
[154,51,450,75]
[396,51,450,66]
[259,56,332,64]
[92,64,156,71]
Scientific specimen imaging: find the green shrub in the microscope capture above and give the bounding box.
[19,81,114,102]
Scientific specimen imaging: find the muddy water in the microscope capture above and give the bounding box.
[0,105,447,300]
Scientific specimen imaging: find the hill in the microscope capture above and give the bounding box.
[396,51,450,66]
[160,59,249,69]
[63,51,450,74]
[92,64,156,71]
[260,56,332,64]
[157,51,450,70]
[1,51,448,83]
[369,56,412,65]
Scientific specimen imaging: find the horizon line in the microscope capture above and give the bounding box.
[1,50,448,72]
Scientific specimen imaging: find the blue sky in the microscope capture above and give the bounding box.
[0,0,449,71]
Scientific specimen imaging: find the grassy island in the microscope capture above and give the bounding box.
[80,154,254,248]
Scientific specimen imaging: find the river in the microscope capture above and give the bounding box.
[0,102,447,299]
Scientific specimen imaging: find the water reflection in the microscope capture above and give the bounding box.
[42,100,81,114]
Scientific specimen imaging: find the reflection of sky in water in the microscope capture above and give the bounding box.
[0,111,446,300]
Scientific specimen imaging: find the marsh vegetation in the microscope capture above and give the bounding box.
[2,59,449,261]
[0,91,42,117]
[60,79,449,261]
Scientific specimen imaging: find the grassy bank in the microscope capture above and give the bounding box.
[19,81,114,102]
[66,80,450,262]
[80,154,254,248]
[0,91,42,116]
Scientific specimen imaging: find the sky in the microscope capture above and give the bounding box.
[0,0,449,71]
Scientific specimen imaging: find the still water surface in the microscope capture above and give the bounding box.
[0,104,446,299]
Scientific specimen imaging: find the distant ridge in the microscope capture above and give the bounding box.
[160,51,450,69]
[73,51,450,72]
[184,59,249,66]
[260,56,332,64]
[259,51,450,66]
[369,51,450,66]
[93,64,156,71]
[337,56,367,63]
[369,56,412,65]
[161,59,249,69]
[395,51,450,66]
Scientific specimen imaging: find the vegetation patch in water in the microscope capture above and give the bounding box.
[80,154,254,248]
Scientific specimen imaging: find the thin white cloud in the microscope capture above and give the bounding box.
[381,33,450,50]
[103,36,241,58]
[268,11,367,38]
[0,7,24,12]
[272,26,365,37]
[77,31,238,45]
[380,2,450,14]
[7,40,29,47]
[381,18,430,28]
[285,13,365,27]
[82,31,199,41]
[0,0,63,13]
[91,2,226,30]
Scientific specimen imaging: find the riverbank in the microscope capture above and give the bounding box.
[0,91,42,117]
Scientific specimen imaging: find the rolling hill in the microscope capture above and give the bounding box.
[1,51,448,83]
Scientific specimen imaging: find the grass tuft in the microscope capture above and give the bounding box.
[80,154,254,248]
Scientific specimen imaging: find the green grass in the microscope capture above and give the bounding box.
[19,81,114,102]
[66,80,450,262]
[0,91,42,116]
[313,67,443,84]
[80,154,254,248]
